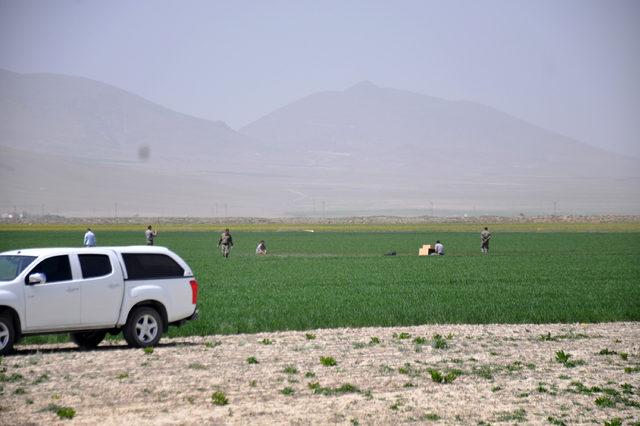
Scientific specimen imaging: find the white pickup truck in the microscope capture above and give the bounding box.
[0,246,199,355]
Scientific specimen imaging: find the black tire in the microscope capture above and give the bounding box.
[70,330,107,349]
[0,313,16,356]
[123,307,163,348]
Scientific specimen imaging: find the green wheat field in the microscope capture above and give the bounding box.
[1,224,639,344]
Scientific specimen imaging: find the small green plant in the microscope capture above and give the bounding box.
[304,371,316,378]
[143,347,154,355]
[555,350,585,368]
[624,366,640,373]
[249,380,257,387]
[246,356,259,364]
[283,365,298,374]
[621,383,633,394]
[547,416,567,426]
[604,418,622,426]
[599,348,617,355]
[497,408,526,422]
[281,386,294,396]
[555,350,571,363]
[305,333,316,340]
[403,382,415,388]
[211,391,228,406]
[595,396,616,408]
[308,382,360,395]
[431,334,448,349]
[428,368,457,384]
[188,362,206,370]
[0,372,23,383]
[619,352,628,361]
[33,373,50,384]
[205,340,221,348]
[56,406,76,420]
[369,336,381,344]
[14,387,27,395]
[320,356,337,367]
[537,383,548,393]
[413,336,427,345]
[473,365,494,380]
[396,332,411,340]
[424,413,440,421]
[539,332,558,341]
[116,372,129,379]
[491,386,502,392]
[260,338,273,345]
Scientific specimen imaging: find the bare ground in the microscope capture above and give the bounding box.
[1,322,639,425]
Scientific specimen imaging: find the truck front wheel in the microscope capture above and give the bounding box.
[0,313,16,356]
[70,330,107,349]
[123,307,163,348]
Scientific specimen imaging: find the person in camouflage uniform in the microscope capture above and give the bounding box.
[480,227,491,254]
[217,228,233,258]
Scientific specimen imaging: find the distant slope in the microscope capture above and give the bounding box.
[0,68,254,163]
[241,81,639,179]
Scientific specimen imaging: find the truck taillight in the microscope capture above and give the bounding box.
[189,279,198,304]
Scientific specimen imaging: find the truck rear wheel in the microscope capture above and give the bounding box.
[123,307,163,348]
[70,330,107,349]
[0,313,16,356]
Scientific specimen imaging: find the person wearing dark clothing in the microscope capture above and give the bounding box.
[217,228,233,258]
[481,227,491,254]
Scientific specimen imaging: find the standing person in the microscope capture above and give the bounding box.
[145,225,158,246]
[83,228,96,247]
[434,240,445,255]
[481,227,492,254]
[256,240,267,255]
[217,228,233,258]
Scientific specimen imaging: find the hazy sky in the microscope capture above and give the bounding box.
[1,0,639,156]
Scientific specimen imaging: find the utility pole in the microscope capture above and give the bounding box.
[115,203,118,218]
[553,201,558,216]
[429,201,434,217]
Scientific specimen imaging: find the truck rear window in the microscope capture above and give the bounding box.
[79,254,112,279]
[122,253,185,280]
[0,255,36,281]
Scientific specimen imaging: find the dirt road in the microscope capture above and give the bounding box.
[2,322,639,425]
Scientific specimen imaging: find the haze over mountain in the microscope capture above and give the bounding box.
[1,70,638,217]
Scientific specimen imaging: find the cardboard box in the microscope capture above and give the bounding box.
[419,244,434,256]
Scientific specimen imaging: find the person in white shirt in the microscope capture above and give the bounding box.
[256,240,267,255]
[434,240,445,255]
[83,228,96,247]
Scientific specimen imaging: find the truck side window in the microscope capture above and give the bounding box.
[122,254,185,280]
[79,254,112,279]
[29,255,72,283]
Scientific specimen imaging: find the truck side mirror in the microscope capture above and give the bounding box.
[28,273,46,285]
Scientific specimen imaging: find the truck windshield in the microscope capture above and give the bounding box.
[0,255,37,281]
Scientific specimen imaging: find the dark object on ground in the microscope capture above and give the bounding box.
[384,251,397,256]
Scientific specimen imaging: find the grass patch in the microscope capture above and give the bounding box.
[555,350,585,368]
[246,356,259,364]
[4,229,640,343]
[427,368,458,384]
[280,387,294,396]
[320,356,337,367]
[211,391,228,406]
[283,365,298,374]
[497,408,526,422]
[308,382,360,396]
